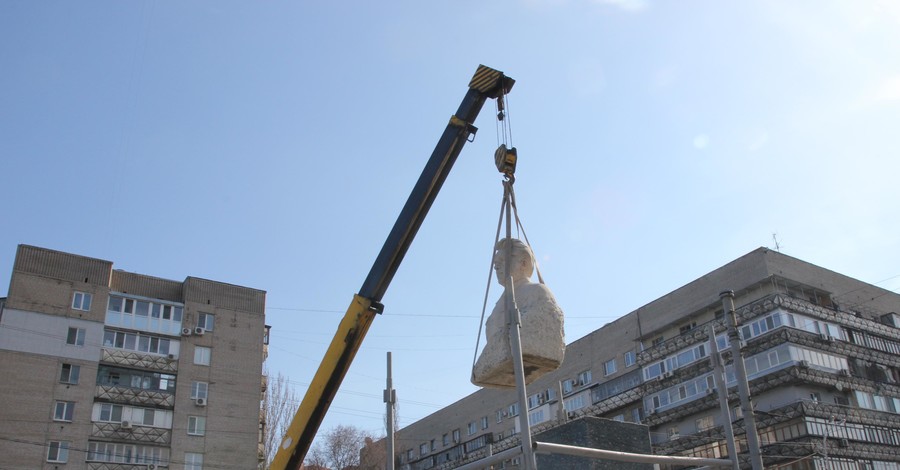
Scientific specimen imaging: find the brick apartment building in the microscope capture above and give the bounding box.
[391,248,900,470]
[0,245,269,469]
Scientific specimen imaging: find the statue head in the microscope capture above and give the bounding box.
[493,238,535,286]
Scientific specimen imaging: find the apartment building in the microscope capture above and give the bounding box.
[393,248,900,470]
[0,245,269,469]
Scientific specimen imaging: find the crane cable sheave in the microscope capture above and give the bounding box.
[495,144,517,179]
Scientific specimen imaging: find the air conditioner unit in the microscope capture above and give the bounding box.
[195,398,207,407]
[148,465,157,470]
[839,369,851,377]
[662,371,674,379]
[707,388,716,395]
[120,421,132,429]
[819,333,830,341]
[167,353,176,360]
[181,328,193,336]
[799,360,810,368]
[194,327,205,336]
[838,438,849,448]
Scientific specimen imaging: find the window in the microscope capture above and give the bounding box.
[72,292,92,311]
[496,409,503,423]
[66,327,85,346]
[87,442,169,465]
[604,359,617,376]
[191,381,209,400]
[185,452,203,470]
[442,433,449,446]
[529,409,546,426]
[481,416,489,430]
[98,403,123,422]
[47,441,69,463]
[430,439,436,451]
[652,336,664,346]
[136,408,156,426]
[624,350,636,367]
[679,322,697,335]
[419,443,428,455]
[696,415,715,432]
[406,449,413,461]
[452,429,460,443]
[107,295,183,335]
[54,401,74,421]
[97,365,175,393]
[467,421,477,435]
[188,416,206,436]
[197,312,215,331]
[578,370,593,385]
[60,363,80,384]
[507,403,520,417]
[631,407,642,423]
[564,394,585,412]
[103,329,171,356]
[194,346,211,366]
[528,393,543,409]
[667,426,680,439]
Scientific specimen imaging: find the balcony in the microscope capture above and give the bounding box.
[95,384,175,408]
[88,464,167,470]
[91,422,171,445]
[101,348,177,373]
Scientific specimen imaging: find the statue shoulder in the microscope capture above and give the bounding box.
[517,282,560,305]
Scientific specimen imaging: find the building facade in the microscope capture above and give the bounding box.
[393,248,900,470]
[0,245,269,470]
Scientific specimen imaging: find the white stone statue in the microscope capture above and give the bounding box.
[472,238,565,388]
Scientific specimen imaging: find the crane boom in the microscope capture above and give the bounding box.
[269,65,515,470]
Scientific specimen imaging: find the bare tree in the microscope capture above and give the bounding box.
[263,371,300,468]
[305,424,373,470]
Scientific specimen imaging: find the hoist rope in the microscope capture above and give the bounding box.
[471,181,508,382]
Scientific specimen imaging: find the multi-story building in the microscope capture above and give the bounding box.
[393,247,900,470]
[0,245,269,469]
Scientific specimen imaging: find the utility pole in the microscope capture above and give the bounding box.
[502,183,536,470]
[708,324,740,470]
[384,352,396,470]
[720,291,764,470]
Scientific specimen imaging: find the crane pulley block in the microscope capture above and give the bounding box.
[494,144,517,176]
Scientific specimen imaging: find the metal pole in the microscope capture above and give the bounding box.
[708,324,740,470]
[720,291,764,470]
[503,183,536,470]
[384,352,395,470]
[533,441,733,467]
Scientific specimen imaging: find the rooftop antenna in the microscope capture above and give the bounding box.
[772,233,781,252]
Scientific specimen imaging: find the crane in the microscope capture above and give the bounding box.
[269,65,515,470]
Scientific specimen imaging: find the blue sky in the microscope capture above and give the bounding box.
[3,0,900,443]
